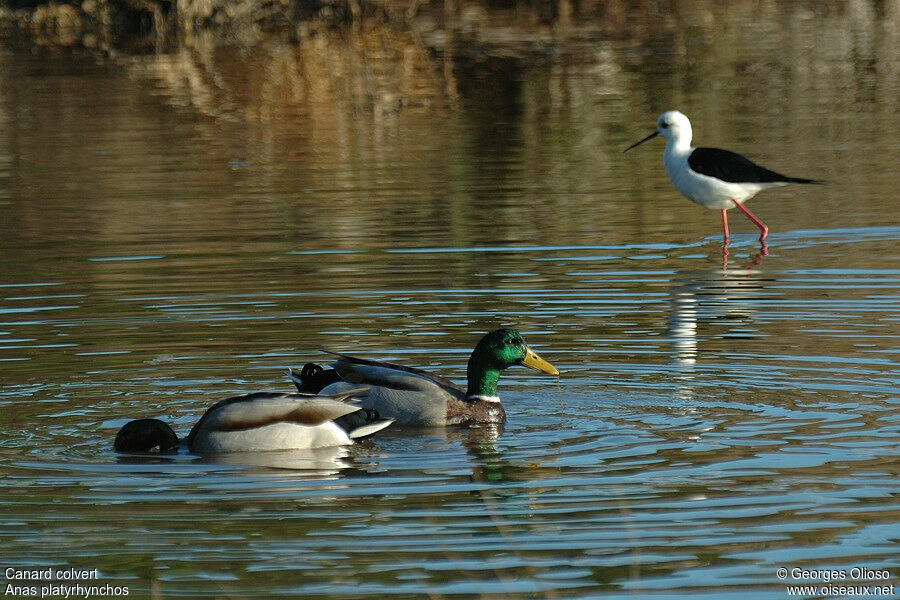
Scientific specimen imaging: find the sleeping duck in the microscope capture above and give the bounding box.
[290,329,559,425]
[114,389,393,454]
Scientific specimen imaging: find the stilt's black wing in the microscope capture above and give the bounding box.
[689,147,819,184]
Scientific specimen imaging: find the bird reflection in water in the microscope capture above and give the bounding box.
[667,265,775,402]
[722,238,769,271]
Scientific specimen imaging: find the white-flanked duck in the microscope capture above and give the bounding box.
[290,329,559,426]
[114,389,393,454]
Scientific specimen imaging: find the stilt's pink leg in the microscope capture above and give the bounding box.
[732,200,768,241]
[721,209,729,241]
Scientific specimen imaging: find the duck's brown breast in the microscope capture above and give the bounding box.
[447,398,506,425]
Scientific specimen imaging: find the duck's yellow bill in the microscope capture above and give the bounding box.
[521,347,559,376]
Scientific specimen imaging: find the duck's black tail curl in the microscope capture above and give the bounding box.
[332,408,394,440]
[289,362,341,394]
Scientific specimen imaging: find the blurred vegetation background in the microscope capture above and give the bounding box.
[1,0,652,51]
[1,0,893,249]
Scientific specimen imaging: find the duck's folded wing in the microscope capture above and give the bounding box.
[333,361,464,398]
[319,379,452,425]
[326,352,464,397]
[186,391,366,444]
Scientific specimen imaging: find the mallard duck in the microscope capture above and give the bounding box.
[113,389,393,454]
[290,329,558,425]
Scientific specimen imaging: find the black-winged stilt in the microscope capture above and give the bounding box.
[624,111,821,243]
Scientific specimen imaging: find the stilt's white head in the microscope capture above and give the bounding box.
[624,110,693,152]
[657,111,692,146]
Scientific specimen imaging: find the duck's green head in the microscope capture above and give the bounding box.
[466,329,558,399]
[471,329,559,373]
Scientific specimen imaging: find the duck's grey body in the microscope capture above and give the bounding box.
[312,354,505,426]
[186,390,392,453]
[289,329,557,426]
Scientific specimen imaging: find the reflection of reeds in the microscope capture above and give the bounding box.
[1,1,896,260]
[133,20,448,122]
[4,0,894,56]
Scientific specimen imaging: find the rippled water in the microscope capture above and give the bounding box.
[1,4,899,598]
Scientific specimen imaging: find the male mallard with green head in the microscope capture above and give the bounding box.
[290,329,558,426]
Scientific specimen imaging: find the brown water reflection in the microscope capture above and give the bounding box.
[3,3,896,257]
[1,2,898,599]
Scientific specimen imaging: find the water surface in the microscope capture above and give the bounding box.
[1,3,898,598]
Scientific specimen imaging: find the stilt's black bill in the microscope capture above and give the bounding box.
[624,131,659,152]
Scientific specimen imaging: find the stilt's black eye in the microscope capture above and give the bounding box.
[660,122,669,129]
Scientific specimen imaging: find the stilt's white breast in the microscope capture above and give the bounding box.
[665,148,774,209]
